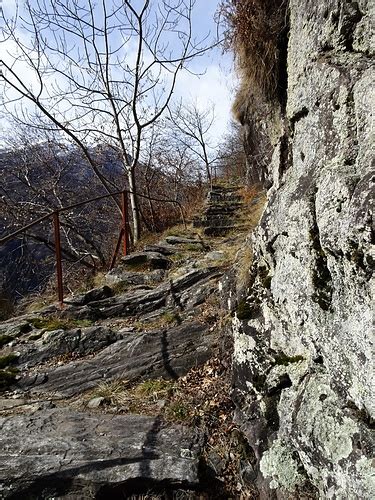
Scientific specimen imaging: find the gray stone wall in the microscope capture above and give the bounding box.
[231,1,374,497]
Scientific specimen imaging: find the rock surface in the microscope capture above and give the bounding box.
[59,268,220,320]
[0,224,233,497]
[231,0,375,498]
[0,409,203,499]
[17,326,119,367]
[120,251,172,270]
[20,321,216,397]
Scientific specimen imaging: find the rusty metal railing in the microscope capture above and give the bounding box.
[0,189,185,306]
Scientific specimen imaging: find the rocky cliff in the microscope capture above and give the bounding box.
[231,0,374,498]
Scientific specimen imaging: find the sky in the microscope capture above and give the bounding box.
[0,0,236,145]
[174,0,236,139]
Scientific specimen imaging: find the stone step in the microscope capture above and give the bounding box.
[203,224,248,236]
[208,194,242,204]
[0,409,203,498]
[210,184,242,192]
[205,205,243,215]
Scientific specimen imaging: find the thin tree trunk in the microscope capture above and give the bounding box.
[127,167,140,243]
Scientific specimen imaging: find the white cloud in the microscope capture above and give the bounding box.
[174,60,237,142]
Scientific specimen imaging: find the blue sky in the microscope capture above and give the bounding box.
[0,0,235,143]
[176,0,235,139]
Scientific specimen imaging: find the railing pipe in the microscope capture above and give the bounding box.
[0,187,187,304]
[0,213,52,245]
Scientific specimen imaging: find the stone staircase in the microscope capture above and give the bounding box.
[193,185,244,236]
[0,230,233,499]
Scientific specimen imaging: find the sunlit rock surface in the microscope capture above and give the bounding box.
[231,0,374,497]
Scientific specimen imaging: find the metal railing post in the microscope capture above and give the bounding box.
[53,211,64,306]
[121,190,128,256]
[1,188,186,289]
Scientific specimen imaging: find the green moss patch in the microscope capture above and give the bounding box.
[273,354,304,366]
[0,368,19,389]
[0,353,19,369]
[29,317,93,331]
[0,335,13,348]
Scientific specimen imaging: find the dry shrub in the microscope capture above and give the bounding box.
[220,0,288,119]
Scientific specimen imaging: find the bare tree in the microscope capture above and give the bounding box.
[216,120,247,181]
[167,101,219,187]
[0,128,118,267]
[0,0,216,241]
[135,121,203,231]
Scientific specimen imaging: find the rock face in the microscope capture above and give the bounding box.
[0,409,202,499]
[231,0,374,498]
[20,322,216,397]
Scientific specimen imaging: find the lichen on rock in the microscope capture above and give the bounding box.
[230,0,374,497]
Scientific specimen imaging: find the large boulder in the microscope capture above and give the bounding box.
[0,409,203,498]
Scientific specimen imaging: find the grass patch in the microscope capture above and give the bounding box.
[220,0,288,99]
[170,252,185,263]
[122,260,150,272]
[134,379,176,399]
[162,311,182,325]
[91,378,176,410]
[29,317,93,331]
[133,311,181,332]
[236,244,253,292]
[93,379,129,405]
[181,243,205,252]
[164,224,192,238]
[166,401,190,422]
[111,281,130,294]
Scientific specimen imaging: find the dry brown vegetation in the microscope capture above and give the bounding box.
[220,0,288,118]
[83,358,257,498]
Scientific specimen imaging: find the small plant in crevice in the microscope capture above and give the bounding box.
[272,353,304,366]
[0,353,20,390]
[134,379,176,400]
[309,226,333,311]
[0,368,19,390]
[93,379,130,406]
[0,335,13,348]
[258,264,272,289]
[235,299,253,320]
[166,401,190,422]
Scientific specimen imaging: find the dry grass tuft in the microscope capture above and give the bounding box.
[219,0,288,119]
